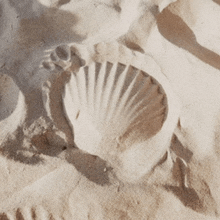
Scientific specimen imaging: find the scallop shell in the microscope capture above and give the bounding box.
[63,43,180,181]
[0,73,25,143]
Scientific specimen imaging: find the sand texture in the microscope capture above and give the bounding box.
[1,0,220,219]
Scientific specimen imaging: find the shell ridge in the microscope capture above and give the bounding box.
[66,73,80,119]
[105,64,130,123]
[127,105,165,132]
[111,67,141,124]
[77,68,87,110]
[99,63,118,122]
[122,74,152,115]
[126,92,164,124]
[85,65,95,115]
[84,66,90,111]
[94,62,107,121]
[123,82,154,119]
[73,71,82,108]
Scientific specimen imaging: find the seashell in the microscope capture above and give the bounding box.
[63,43,180,182]
[0,73,26,144]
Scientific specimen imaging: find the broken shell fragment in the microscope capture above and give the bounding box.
[63,46,180,182]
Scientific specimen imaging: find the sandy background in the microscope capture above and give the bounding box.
[1,0,220,219]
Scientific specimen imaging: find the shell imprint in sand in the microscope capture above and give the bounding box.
[63,47,180,182]
[0,73,25,143]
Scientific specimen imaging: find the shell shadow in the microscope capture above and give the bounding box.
[9,0,85,48]
[2,2,86,121]
[0,127,43,165]
[0,0,85,165]
[157,8,220,71]
[3,0,86,121]
[170,134,193,163]
[66,148,112,186]
[213,0,220,6]
[44,71,74,147]
[164,185,204,212]
[31,132,67,157]
[0,213,9,220]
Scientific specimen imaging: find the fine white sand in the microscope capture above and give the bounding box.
[1,0,220,219]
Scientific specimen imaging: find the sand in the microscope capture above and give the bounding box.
[0,0,220,219]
